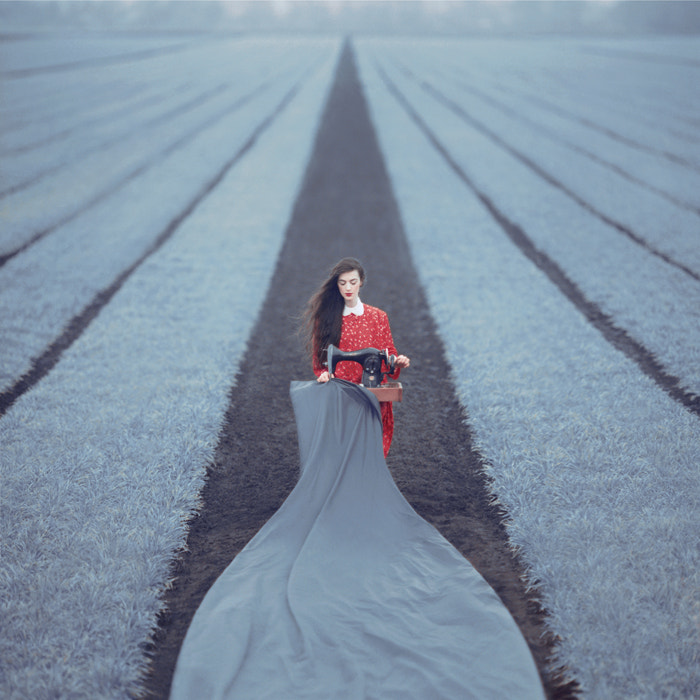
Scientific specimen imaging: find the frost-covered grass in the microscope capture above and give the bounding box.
[3,32,699,700]
[0,37,339,699]
[389,37,700,171]
[367,39,700,399]
[0,41,326,393]
[0,38,321,252]
[357,39,700,699]
[379,38,700,230]
[424,68,700,268]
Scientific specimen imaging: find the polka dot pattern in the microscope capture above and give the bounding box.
[314,305,401,457]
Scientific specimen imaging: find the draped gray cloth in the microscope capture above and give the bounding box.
[169,380,545,699]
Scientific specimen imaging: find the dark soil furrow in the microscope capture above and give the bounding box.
[485,68,700,148]
[0,82,231,199]
[507,73,700,172]
[0,79,305,418]
[143,40,572,700]
[579,45,700,69]
[1,40,197,80]
[1,82,151,151]
[396,62,700,281]
[0,76,283,267]
[450,72,700,218]
[377,63,700,419]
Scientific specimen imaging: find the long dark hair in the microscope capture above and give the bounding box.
[303,257,366,368]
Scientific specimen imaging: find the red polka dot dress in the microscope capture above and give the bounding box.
[313,302,401,457]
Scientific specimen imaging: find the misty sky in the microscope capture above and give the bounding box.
[2,0,700,36]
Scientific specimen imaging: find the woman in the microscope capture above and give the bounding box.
[303,257,410,457]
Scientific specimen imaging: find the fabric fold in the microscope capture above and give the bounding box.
[170,379,544,699]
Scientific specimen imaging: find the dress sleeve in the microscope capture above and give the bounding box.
[377,310,401,381]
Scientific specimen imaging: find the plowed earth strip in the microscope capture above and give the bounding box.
[0,80,304,417]
[143,42,573,700]
[377,64,700,419]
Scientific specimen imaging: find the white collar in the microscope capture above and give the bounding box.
[343,298,364,316]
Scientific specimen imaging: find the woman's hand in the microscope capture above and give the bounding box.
[395,355,410,369]
[317,371,332,383]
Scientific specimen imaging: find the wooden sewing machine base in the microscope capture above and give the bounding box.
[366,382,403,403]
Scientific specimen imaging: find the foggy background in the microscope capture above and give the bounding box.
[2,0,700,37]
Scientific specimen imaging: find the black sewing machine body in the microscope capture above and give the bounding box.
[325,344,397,388]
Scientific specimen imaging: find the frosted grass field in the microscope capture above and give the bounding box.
[1,32,699,699]
[0,34,340,698]
[0,51,319,392]
[356,37,700,699]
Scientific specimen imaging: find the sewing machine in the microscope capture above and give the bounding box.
[325,344,403,402]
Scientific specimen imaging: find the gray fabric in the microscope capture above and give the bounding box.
[170,379,544,699]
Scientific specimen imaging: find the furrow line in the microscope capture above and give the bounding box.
[505,75,700,173]
[579,45,700,69]
[377,63,700,419]
[450,74,700,218]
[0,77,304,418]
[1,40,197,79]
[397,63,700,284]
[492,71,700,146]
[489,52,700,140]
[0,80,150,147]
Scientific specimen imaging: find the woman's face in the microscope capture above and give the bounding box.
[337,269,362,307]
